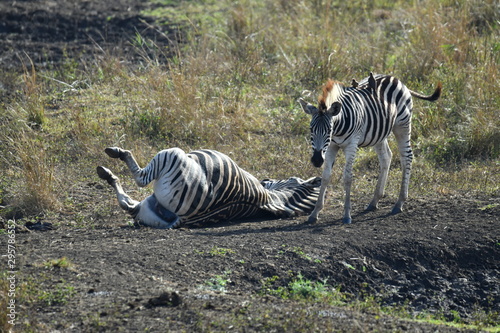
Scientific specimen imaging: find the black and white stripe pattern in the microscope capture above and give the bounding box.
[299,73,441,224]
[97,147,321,228]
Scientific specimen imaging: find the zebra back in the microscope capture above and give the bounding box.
[320,74,413,148]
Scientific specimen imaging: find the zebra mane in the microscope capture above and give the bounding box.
[318,79,344,112]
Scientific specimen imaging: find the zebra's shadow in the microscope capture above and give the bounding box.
[186,209,392,237]
[186,216,325,237]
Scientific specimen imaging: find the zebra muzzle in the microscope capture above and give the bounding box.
[311,150,324,168]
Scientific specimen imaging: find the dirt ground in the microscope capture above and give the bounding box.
[1,1,499,332]
[0,0,176,74]
[11,191,500,332]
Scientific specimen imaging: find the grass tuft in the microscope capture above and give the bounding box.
[20,55,46,127]
[42,257,74,270]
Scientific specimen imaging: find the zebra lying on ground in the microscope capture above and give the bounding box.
[299,73,441,224]
[97,147,321,228]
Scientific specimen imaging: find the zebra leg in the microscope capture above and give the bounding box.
[308,145,339,223]
[97,166,181,228]
[367,140,392,211]
[392,126,413,214]
[104,147,150,187]
[96,166,141,215]
[341,144,358,224]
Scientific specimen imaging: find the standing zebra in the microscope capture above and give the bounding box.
[97,147,321,228]
[299,73,441,224]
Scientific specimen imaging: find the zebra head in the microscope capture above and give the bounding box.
[299,80,343,168]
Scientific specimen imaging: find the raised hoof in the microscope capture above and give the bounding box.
[104,147,122,159]
[365,203,378,212]
[96,166,112,181]
[342,217,352,224]
[307,215,318,224]
[96,166,117,185]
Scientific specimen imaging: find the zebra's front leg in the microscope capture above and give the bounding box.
[341,144,359,224]
[97,166,181,229]
[367,140,392,211]
[308,145,339,223]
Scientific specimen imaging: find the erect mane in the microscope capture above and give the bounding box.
[318,79,344,112]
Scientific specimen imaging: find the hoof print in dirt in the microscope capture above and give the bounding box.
[146,291,182,308]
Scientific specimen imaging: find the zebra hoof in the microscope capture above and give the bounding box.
[307,215,318,224]
[96,166,117,185]
[391,206,403,215]
[366,203,377,212]
[96,166,112,180]
[104,147,122,159]
[342,217,352,224]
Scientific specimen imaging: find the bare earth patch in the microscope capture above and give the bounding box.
[12,186,500,331]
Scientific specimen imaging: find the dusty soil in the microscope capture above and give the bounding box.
[0,0,176,73]
[10,192,500,332]
[1,1,499,332]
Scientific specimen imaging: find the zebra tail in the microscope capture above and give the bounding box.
[410,82,442,101]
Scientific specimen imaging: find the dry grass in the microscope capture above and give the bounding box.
[0,0,498,220]
[20,56,46,127]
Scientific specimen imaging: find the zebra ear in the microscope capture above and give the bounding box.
[305,176,322,188]
[298,98,318,115]
[327,101,341,116]
[369,72,377,94]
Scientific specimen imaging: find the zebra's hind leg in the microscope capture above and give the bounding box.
[96,166,140,215]
[366,140,392,211]
[392,126,413,214]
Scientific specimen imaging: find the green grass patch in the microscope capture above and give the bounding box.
[260,273,347,306]
[200,271,232,293]
[37,281,76,306]
[208,247,236,257]
[42,257,74,270]
[259,272,499,331]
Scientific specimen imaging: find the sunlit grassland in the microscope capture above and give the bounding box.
[0,0,498,220]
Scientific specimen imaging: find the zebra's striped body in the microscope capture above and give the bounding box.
[299,73,441,224]
[97,147,321,228]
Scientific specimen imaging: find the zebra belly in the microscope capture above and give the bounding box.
[357,132,390,148]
